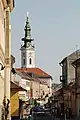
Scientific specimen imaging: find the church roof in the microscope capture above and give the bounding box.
[16,67,52,79]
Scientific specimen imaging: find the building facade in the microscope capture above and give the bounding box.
[59,50,80,87]
[58,50,80,116]
[0,0,14,119]
[72,58,80,116]
[11,56,31,119]
[11,71,27,118]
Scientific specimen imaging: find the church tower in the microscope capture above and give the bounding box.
[20,12,36,68]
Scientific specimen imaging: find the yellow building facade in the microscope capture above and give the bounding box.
[11,89,19,117]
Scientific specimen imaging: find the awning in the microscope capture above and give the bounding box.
[10,81,27,91]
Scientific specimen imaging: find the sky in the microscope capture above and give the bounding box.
[11,0,80,83]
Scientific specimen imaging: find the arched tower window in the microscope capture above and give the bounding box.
[29,58,32,64]
[23,58,25,65]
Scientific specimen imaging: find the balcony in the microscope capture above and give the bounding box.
[60,75,64,82]
[60,75,67,87]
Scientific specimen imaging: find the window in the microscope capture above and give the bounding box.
[23,53,25,57]
[23,58,25,65]
[29,58,32,64]
[4,18,5,30]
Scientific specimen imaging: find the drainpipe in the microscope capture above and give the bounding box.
[72,64,77,116]
[59,62,65,116]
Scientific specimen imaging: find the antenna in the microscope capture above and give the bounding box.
[76,45,78,51]
[76,45,78,59]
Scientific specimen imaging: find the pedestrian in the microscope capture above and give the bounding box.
[66,107,69,119]
[78,109,80,120]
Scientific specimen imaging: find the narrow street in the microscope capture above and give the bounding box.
[28,114,60,120]
[29,114,77,120]
[32,115,53,120]
[1,0,80,120]
[31,116,77,120]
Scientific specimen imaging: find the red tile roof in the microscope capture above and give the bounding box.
[16,67,52,78]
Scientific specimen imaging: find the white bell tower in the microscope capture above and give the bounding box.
[20,12,36,68]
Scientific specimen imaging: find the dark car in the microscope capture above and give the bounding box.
[30,106,45,117]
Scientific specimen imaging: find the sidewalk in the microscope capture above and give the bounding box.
[54,118,60,120]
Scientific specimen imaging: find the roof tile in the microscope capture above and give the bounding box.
[16,67,52,78]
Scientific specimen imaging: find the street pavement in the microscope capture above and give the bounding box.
[32,114,53,120]
[31,116,78,120]
[30,114,62,120]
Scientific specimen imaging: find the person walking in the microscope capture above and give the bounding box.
[77,109,80,120]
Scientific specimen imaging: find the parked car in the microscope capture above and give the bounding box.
[30,106,45,117]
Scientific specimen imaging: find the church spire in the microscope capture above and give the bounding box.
[22,12,33,48]
[21,13,36,68]
[25,12,31,40]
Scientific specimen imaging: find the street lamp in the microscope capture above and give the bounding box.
[0,63,5,71]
